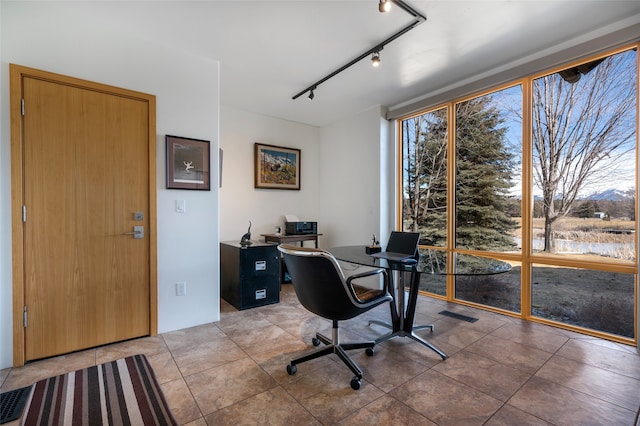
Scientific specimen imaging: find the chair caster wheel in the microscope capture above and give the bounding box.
[286,364,297,375]
[312,337,321,346]
[365,347,375,356]
[350,377,361,390]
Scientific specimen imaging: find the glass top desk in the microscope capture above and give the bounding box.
[328,246,512,360]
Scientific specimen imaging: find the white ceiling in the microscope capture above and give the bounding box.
[110,1,640,127]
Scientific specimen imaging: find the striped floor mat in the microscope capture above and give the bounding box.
[21,354,176,425]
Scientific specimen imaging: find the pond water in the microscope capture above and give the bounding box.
[513,237,635,259]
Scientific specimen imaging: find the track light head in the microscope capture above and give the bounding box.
[292,0,426,100]
[371,51,381,67]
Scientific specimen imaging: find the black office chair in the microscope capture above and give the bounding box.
[278,244,393,390]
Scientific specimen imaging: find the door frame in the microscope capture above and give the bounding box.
[10,64,158,366]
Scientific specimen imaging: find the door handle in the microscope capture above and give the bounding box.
[123,225,144,239]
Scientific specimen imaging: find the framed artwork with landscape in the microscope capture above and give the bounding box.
[166,135,210,190]
[254,143,301,190]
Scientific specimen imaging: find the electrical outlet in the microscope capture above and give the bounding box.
[176,282,187,296]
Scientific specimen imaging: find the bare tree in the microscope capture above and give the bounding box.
[532,50,636,252]
[403,111,447,234]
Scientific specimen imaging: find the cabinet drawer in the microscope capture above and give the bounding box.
[239,247,279,279]
[239,278,280,310]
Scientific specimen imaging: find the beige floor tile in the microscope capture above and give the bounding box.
[510,376,637,425]
[433,309,510,335]
[278,314,334,341]
[579,337,640,355]
[160,377,202,425]
[257,302,313,326]
[336,395,437,425]
[161,323,226,351]
[536,354,640,411]
[181,418,207,426]
[282,362,385,424]
[249,336,313,366]
[424,317,488,351]
[1,350,96,391]
[489,321,569,353]
[349,345,431,392]
[389,369,503,425]
[485,404,551,425]
[465,334,552,373]
[185,357,277,415]
[229,323,302,357]
[147,350,182,384]
[171,336,247,377]
[95,335,168,364]
[556,338,640,379]
[215,308,273,336]
[0,367,11,386]
[257,346,336,385]
[433,350,532,401]
[205,387,320,426]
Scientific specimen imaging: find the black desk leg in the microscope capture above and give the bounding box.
[403,270,421,330]
[404,270,447,359]
[369,269,447,359]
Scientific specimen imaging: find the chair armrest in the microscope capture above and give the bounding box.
[346,268,388,287]
[346,268,390,302]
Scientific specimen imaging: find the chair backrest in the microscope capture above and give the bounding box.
[278,244,380,321]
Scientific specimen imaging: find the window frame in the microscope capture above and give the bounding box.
[396,43,639,346]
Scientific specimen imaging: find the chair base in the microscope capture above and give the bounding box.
[287,323,375,390]
[369,320,447,360]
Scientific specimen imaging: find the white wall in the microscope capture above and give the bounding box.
[318,106,392,249]
[219,106,320,245]
[0,2,220,368]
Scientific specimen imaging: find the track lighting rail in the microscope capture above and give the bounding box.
[392,0,426,22]
[292,0,426,100]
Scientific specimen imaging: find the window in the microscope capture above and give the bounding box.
[532,49,636,264]
[400,45,638,343]
[455,86,522,253]
[531,264,635,338]
[401,107,448,247]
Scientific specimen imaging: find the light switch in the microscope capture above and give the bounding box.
[175,200,186,213]
[176,282,186,296]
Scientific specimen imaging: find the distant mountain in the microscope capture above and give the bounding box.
[583,188,633,201]
[523,188,634,202]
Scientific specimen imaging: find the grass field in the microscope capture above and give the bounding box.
[513,217,635,242]
[421,216,637,339]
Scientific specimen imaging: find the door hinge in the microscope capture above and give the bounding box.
[21,99,25,116]
[22,205,26,222]
[23,306,27,328]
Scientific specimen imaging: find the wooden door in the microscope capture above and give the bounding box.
[11,65,157,363]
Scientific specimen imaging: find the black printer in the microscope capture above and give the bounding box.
[285,221,317,235]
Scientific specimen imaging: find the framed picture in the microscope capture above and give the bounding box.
[254,143,301,190]
[166,135,210,190]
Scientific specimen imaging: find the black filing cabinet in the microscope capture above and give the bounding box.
[220,241,280,310]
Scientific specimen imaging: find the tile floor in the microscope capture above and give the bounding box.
[2,285,640,425]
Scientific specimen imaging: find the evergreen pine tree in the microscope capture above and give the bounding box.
[455,97,517,251]
[403,96,517,251]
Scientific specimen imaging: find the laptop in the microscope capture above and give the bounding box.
[370,231,420,262]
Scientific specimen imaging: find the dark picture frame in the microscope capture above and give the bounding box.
[166,135,210,190]
[254,143,301,190]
